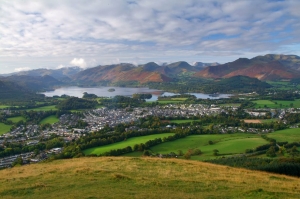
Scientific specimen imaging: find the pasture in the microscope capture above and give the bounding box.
[83,133,174,155]
[7,116,26,123]
[253,99,300,108]
[39,115,59,124]
[149,133,268,160]
[0,123,12,135]
[157,100,183,104]
[26,105,58,111]
[267,128,300,143]
[0,105,10,109]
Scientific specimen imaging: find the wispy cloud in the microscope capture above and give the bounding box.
[0,0,299,73]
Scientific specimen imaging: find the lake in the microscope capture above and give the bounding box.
[41,86,231,101]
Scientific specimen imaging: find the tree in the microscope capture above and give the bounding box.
[208,140,214,145]
[177,150,183,156]
[12,156,23,167]
[278,146,286,155]
[266,146,276,157]
[193,149,202,155]
[143,150,151,156]
[183,151,192,159]
[213,149,219,156]
[290,145,299,158]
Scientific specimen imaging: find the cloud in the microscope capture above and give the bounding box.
[14,67,31,72]
[0,0,299,73]
[70,58,87,68]
[56,64,65,69]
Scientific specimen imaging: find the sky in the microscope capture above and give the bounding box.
[0,0,300,74]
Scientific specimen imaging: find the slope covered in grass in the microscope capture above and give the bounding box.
[0,157,299,199]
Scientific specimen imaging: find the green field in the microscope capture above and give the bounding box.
[253,99,300,108]
[0,123,12,135]
[84,133,174,155]
[7,116,26,123]
[267,128,300,143]
[26,105,58,111]
[148,134,268,160]
[260,119,278,123]
[171,98,187,101]
[0,105,10,109]
[39,115,59,124]
[170,119,200,124]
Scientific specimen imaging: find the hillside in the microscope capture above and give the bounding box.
[0,157,299,199]
[1,75,63,91]
[2,67,82,81]
[73,63,172,84]
[202,76,271,93]
[195,54,300,80]
[0,80,44,101]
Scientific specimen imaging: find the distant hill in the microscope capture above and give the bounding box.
[1,67,82,81]
[73,63,172,84]
[202,76,271,93]
[0,80,44,101]
[195,54,300,80]
[0,157,299,198]
[0,75,63,91]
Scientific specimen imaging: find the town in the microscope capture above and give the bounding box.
[0,101,297,168]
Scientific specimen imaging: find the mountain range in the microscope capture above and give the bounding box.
[1,54,300,89]
[195,54,300,80]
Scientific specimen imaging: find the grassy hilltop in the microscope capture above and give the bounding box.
[0,157,299,199]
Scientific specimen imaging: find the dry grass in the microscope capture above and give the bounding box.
[244,119,262,123]
[0,157,299,199]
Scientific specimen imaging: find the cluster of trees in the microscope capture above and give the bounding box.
[82,92,98,99]
[100,95,143,108]
[132,93,152,100]
[56,97,98,110]
[206,157,300,177]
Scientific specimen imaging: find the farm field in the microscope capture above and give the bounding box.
[267,128,300,143]
[1,157,299,199]
[170,98,187,101]
[39,115,59,124]
[0,123,12,135]
[83,133,174,155]
[148,134,268,160]
[7,116,26,123]
[0,105,10,109]
[26,105,58,111]
[260,119,278,123]
[253,99,300,108]
[244,119,262,123]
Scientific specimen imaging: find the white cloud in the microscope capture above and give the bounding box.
[0,0,299,73]
[14,67,31,72]
[56,64,65,69]
[70,58,87,68]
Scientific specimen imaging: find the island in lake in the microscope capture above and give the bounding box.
[108,88,115,92]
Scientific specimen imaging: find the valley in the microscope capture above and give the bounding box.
[1,54,300,197]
